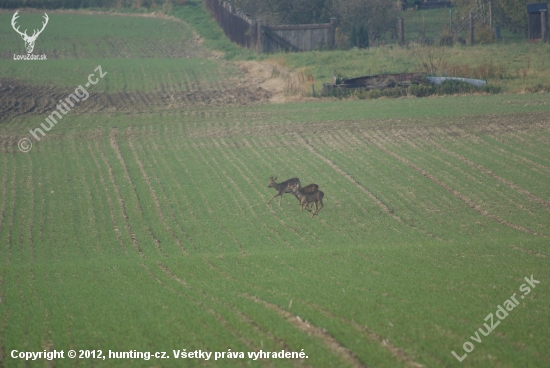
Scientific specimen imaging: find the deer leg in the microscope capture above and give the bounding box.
[267,193,279,204]
[316,199,324,215]
[279,194,283,207]
[311,201,319,218]
[300,198,310,212]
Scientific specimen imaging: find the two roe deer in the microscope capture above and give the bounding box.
[267,176,301,206]
[293,183,319,210]
[290,183,324,218]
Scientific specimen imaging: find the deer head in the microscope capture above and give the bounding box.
[11,11,49,54]
[268,176,277,188]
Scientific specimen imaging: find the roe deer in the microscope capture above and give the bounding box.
[293,183,319,210]
[290,184,324,218]
[267,176,301,206]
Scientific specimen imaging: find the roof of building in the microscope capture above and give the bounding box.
[526,2,548,13]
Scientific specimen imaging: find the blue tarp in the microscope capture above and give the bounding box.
[427,77,486,87]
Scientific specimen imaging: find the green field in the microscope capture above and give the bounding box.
[1,4,549,368]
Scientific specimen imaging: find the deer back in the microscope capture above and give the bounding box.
[298,189,324,203]
[299,184,319,194]
[268,177,300,193]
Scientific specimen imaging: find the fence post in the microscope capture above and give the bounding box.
[397,17,404,46]
[489,0,493,30]
[329,18,336,49]
[469,11,474,45]
[528,11,532,40]
[542,10,548,42]
[449,9,452,36]
[256,19,263,53]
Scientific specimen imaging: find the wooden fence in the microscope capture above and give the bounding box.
[205,0,336,53]
[260,21,336,53]
[527,3,548,42]
[205,0,256,48]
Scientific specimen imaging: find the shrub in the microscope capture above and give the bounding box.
[350,24,369,48]
[357,24,369,48]
[322,81,501,99]
[408,84,435,97]
[350,26,357,48]
[439,35,454,46]
[475,26,497,45]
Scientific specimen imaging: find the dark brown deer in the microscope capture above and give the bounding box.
[290,183,324,218]
[293,183,319,210]
[267,176,300,206]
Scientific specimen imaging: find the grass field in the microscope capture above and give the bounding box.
[1,3,549,368]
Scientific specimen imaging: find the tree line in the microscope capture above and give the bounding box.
[1,0,533,40]
[232,0,534,45]
[0,0,186,9]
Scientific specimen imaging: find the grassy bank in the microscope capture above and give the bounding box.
[267,41,550,96]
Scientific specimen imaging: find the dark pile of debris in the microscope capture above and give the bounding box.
[321,72,488,95]
[322,72,427,94]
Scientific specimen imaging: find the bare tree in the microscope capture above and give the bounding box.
[232,0,331,25]
[413,44,448,74]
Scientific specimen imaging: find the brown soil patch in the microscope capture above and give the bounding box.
[510,246,547,258]
[0,9,284,120]
[243,293,368,368]
[238,60,314,103]
[0,79,273,121]
[290,298,424,368]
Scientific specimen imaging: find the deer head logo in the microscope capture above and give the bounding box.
[11,11,49,54]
